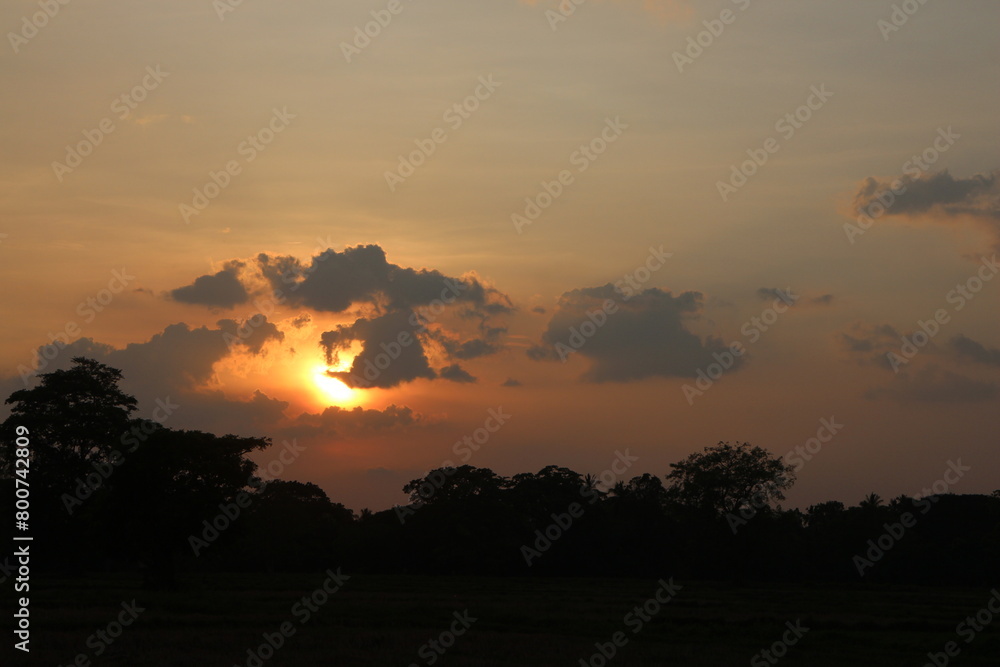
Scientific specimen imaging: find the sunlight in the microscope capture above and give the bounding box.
[311,363,360,406]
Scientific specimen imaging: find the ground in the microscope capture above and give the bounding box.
[6,574,999,666]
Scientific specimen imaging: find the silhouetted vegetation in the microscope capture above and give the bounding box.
[3,358,998,588]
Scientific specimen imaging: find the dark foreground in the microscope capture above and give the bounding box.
[5,574,999,666]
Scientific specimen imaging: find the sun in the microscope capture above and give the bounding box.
[311,364,358,405]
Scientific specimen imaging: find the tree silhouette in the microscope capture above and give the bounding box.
[665,441,795,518]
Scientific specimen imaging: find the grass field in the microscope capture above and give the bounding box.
[6,573,1000,666]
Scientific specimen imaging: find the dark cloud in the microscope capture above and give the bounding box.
[950,335,1000,367]
[853,170,1000,221]
[321,310,436,389]
[218,317,284,355]
[169,261,248,308]
[439,364,476,383]
[255,245,512,316]
[532,306,547,315]
[501,378,522,387]
[529,284,742,382]
[865,367,998,404]
[425,326,504,361]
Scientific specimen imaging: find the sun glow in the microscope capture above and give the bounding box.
[311,364,359,405]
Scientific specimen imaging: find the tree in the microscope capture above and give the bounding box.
[665,441,795,518]
[1,357,137,488]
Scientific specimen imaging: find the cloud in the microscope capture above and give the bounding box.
[755,287,832,307]
[865,367,998,404]
[501,378,522,387]
[321,310,436,389]
[839,323,913,370]
[852,169,1000,248]
[854,170,1000,220]
[279,404,431,441]
[169,261,249,308]
[255,245,512,317]
[218,317,284,355]
[19,320,279,405]
[528,284,742,382]
[950,334,1000,367]
[439,364,476,383]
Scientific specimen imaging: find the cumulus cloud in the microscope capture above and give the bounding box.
[439,364,476,383]
[321,310,436,389]
[255,245,512,317]
[528,285,742,382]
[218,317,284,355]
[169,261,249,308]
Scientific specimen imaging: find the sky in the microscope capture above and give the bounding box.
[1,0,998,512]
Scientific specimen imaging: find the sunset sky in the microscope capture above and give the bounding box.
[2,0,998,512]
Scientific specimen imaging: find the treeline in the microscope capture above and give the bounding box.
[2,358,998,587]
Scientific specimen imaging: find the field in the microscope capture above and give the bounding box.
[6,574,1000,666]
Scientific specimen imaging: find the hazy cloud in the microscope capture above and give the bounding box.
[951,334,1000,367]
[865,366,998,404]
